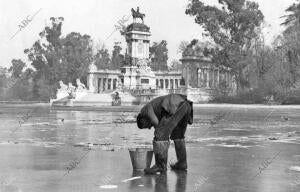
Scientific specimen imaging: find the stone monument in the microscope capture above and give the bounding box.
[121,7,156,90]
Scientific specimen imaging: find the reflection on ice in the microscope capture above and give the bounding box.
[207,143,251,149]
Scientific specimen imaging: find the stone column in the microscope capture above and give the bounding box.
[107,78,110,90]
[173,79,175,90]
[197,68,201,87]
[98,78,102,93]
[214,69,217,87]
[214,69,218,87]
[230,74,233,88]
[200,68,203,87]
[111,79,113,90]
[107,79,110,90]
[217,69,220,87]
[105,78,108,90]
[210,68,215,88]
[209,69,211,88]
[102,78,105,91]
[185,64,190,89]
[201,68,204,87]
[88,74,95,93]
[206,69,210,88]
[228,73,232,88]
[229,75,232,88]
[226,72,229,87]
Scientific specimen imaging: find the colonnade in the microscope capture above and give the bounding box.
[156,78,180,89]
[197,67,234,88]
[98,78,118,92]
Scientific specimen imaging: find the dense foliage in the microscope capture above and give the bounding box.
[186,0,300,104]
[149,40,168,71]
[186,0,264,92]
[0,17,128,101]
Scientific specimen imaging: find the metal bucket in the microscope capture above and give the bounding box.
[129,147,153,171]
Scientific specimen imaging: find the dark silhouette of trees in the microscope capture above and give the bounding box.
[149,40,168,71]
[186,0,264,92]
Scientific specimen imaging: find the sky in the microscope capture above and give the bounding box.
[0,0,297,68]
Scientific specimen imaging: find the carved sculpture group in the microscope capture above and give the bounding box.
[58,79,87,99]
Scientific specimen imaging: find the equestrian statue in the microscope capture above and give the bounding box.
[131,7,145,23]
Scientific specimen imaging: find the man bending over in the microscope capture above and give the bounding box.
[137,94,193,174]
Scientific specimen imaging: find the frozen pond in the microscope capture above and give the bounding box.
[0,104,300,192]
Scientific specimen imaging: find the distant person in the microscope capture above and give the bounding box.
[112,91,121,106]
[136,94,193,174]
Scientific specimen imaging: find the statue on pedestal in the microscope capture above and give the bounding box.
[76,78,86,91]
[58,80,68,92]
[131,7,145,23]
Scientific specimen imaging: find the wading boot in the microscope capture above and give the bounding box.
[144,140,170,174]
[171,139,187,171]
